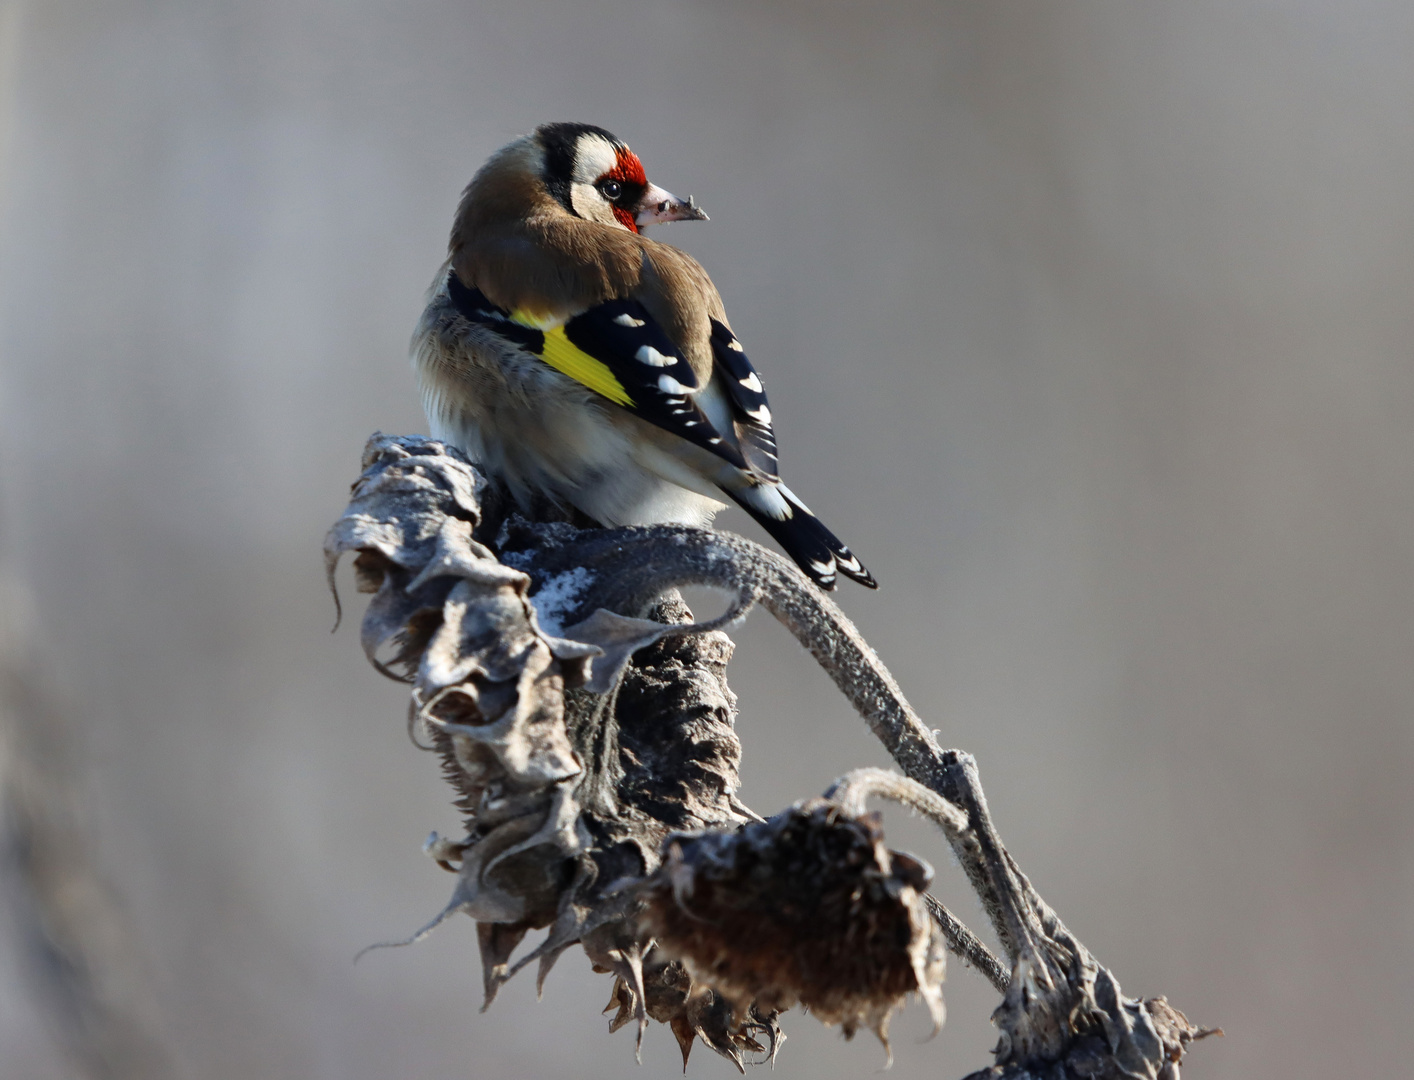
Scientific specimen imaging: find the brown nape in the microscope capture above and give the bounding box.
[450,171,647,315]
[449,137,555,252]
[453,218,647,317]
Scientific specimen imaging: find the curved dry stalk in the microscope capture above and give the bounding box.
[823,766,968,836]
[511,524,949,789]
[922,894,1009,995]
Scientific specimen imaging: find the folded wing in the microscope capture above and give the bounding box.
[447,270,746,469]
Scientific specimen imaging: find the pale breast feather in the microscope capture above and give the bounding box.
[446,270,748,469]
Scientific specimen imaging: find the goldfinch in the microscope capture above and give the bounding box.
[413,122,875,591]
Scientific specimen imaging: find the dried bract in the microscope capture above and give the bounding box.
[962,993,1217,1080]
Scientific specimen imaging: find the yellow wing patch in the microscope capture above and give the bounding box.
[510,310,634,407]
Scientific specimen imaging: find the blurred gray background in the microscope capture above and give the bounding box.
[1,2,1410,1078]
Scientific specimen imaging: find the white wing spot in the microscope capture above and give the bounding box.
[727,339,744,352]
[809,558,836,576]
[658,374,691,395]
[636,345,675,367]
[615,313,646,327]
[746,404,772,424]
[739,372,763,393]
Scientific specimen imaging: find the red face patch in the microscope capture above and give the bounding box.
[600,148,647,233]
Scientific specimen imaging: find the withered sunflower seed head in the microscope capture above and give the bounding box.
[638,799,947,1059]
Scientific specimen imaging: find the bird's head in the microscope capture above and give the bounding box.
[535,123,707,232]
[464,122,706,234]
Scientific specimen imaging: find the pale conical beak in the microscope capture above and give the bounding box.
[634,183,709,227]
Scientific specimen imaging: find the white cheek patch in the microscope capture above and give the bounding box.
[569,182,617,225]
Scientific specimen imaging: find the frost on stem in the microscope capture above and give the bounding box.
[326,433,1216,1079]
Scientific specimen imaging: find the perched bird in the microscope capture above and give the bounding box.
[413,122,875,590]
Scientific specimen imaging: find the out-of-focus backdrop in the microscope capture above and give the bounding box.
[1,2,1410,1078]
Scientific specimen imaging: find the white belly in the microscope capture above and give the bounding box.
[428,398,726,528]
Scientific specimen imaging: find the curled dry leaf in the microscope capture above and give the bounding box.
[325,434,592,929]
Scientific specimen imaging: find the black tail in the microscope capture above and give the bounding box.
[729,482,877,591]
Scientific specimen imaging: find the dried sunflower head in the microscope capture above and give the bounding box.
[638,799,947,1058]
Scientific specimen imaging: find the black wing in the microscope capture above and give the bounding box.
[708,320,780,481]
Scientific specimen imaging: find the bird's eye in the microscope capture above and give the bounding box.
[600,180,623,201]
